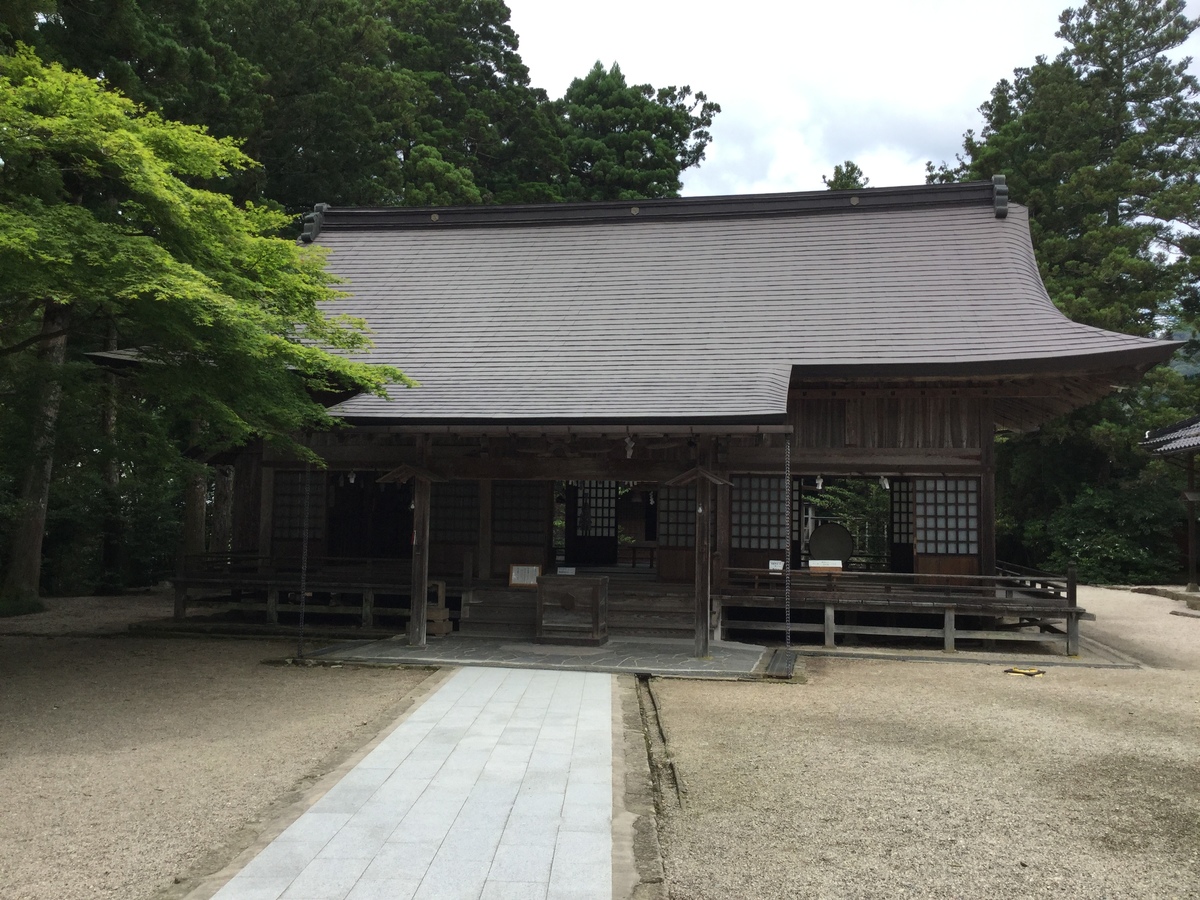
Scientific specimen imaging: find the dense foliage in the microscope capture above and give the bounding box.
[12,1,718,212]
[930,0,1200,581]
[0,47,405,610]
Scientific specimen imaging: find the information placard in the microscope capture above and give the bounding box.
[509,564,542,588]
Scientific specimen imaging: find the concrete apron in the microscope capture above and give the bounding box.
[306,635,768,679]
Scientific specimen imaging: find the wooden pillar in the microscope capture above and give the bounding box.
[257,468,275,572]
[824,604,836,648]
[714,481,731,589]
[408,476,432,647]
[1188,457,1197,592]
[231,446,263,555]
[545,481,556,571]
[1067,615,1080,656]
[478,478,493,580]
[1066,562,1079,655]
[943,607,956,652]
[695,475,712,657]
[182,468,208,558]
[211,465,235,557]
[978,399,997,576]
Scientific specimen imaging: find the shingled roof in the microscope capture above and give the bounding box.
[310,181,1177,426]
[1142,415,1200,456]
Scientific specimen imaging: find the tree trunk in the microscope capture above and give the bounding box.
[1,302,71,615]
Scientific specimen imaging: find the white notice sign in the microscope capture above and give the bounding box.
[509,564,541,588]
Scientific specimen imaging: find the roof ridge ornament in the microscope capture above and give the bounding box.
[993,175,1008,219]
[300,203,330,243]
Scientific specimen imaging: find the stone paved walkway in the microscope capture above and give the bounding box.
[210,667,614,900]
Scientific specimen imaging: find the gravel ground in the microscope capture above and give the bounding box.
[4,588,1198,900]
[652,587,1200,900]
[0,590,187,636]
[0,594,435,900]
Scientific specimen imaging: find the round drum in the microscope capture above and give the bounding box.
[808,522,855,566]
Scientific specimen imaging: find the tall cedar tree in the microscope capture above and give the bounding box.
[0,48,405,612]
[557,62,719,201]
[930,0,1200,580]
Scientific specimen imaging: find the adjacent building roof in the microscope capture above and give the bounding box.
[310,181,1177,426]
[1142,415,1200,456]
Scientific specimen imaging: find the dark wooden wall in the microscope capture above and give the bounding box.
[790,397,982,449]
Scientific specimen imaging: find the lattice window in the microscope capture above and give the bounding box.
[575,480,617,537]
[732,475,788,550]
[914,478,979,556]
[657,487,695,547]
[493,481,545,544]
[792,478,802,542]
[430,481,479,543]
[891,478,913,544]
[273,470,325,541]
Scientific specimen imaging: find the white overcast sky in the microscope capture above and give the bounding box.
[506,0,1200,196]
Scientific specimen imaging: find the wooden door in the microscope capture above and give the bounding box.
[565,480,619,566]
[912,477,980,578]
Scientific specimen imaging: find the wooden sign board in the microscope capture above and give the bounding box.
[557,567,576,576]
[809,559,843,574]
[509,564,542,589]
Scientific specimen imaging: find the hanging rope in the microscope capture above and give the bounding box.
[297,461,312,659]
[784,437,792,651]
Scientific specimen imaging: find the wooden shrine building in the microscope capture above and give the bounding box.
[177,179,1178,655]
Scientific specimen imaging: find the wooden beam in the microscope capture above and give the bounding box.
[353,423,792,437]
[378,462,447,483]
[282,453,697,482]
[664,465,733,487]
[729,447,983,473]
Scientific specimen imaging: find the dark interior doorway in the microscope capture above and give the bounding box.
[326,472,413,559]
